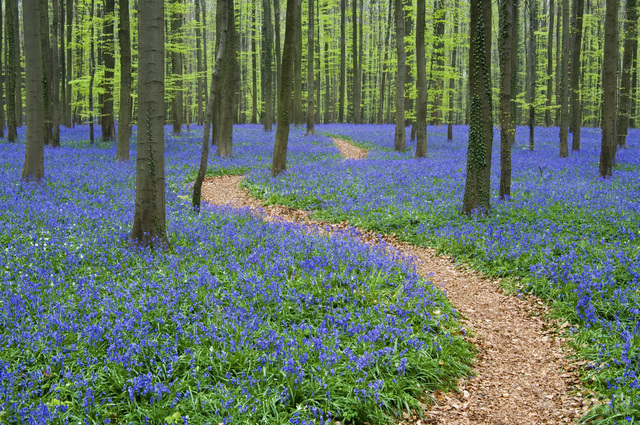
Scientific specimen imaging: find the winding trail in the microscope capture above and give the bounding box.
[200,139,597,424]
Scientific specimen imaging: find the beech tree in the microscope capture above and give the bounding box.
[393,0,406,152]
[499,0,515,199]
[570,0,584,151]
[617,0,638,149]
[101,0,116,140]
[0,2,4,138]
[306,0,316,135]
[130,0,167,247]
[262,0,274,131]
[116,0,132,161]
[414,0,427,157]
[598,0,618,177]
[559,0,570,157]
[5,0,19,142]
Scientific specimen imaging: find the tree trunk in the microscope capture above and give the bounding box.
[131,0,167,248]
[251,3,258,124]
[5,0,18,142]
[545,0,554,127]
[39,0,53,146]
[500,0,515,199]
[216,0,237,157]
[339,0,346,123]
[306,0,315,134]
[89,0,95,143]
[377,4,392,124]
[193,0,229,211]
[559,0,570,157]
[414,0,427,157]
[631,49,638,128]
[447,0,460,140]
[262,0,274,131]
[0,3,4,138]
[324,40,331,123]
[101,0,116,140]
[463,0,493,214]
[617,0,637,148]
[352,0,361,123]
[292,0,303,124]
[394,0,406,151]
[65,0,73,127]
[274,0,281,116]
[117,0,132,161]
[272,0,300,176]
[195,0,204,125]
[171,0,183,134]
[599,0,618,177]
[570,0,584,150]
[21,0,45,182]
[430,0,445,126]
[510,1,519,129]
[202,0,208,114]
[51,0,62,147]
[527,0,536,150]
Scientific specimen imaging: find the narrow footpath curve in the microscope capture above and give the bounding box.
[200,139,596,424]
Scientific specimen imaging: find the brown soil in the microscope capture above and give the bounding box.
[199,139,597,424]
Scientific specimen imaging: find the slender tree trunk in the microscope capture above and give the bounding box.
[570,0,584,150]
[100,0,116,140]
[216,0,237,156]
[527,0,536,150]
[463,0,493,214]
[117,0,132,161]
[316,0,321,123]
[195,0,204,125]
[414,0,427,157]
[193,0,229,211]
[292,0,303,124]
[131,0,167,248]
[324,40,331,123]
[5,0,18,142]
[631,49,638,128]
[171,0,183,134]
[251,2,258,124]
[202,0,208,110]
[272,0,300,176]
[22,0,45,182]
[545,0,554,126]
[274,0,281,117]
[89,0,95,143]
[306,0,315,134]
[352,0,361,123]
[394,0,406,151]
[0,3,5,138]
[339,0,346,122]
[500,0,515,199]
[59,0,66,129]
[447,0,459,140]
[510,1,519,129]
[599,0,618,177]
[262,0,274,131]
[559,0,570,157]
[430,0,445,126]
[39,0,53,146]
[50,0,62,147]
[377,5,392,124]
[13,0,22,128]
[65,0,73,127]
[617,0,637,148]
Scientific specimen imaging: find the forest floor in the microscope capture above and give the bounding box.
[200,138,596,424]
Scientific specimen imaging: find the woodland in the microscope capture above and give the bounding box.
[0,0,639,423]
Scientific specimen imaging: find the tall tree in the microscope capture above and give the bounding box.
[5,0,18,142]
[463,0,493,214]
[195,0,204,125]
[394,0,406,151]
[617,0,638,148]
[251,1,258,124]
[499,0,515,198]
[352,0,361,123]
[21,0,45,182]
[338,0,346,122]
[0,1,4,138]
[570,0,584,150]
[39,0,53,146]
[447,0,460,141]
[306,0,316,134]
[272,0,300,175]
[116,0,132,161]
[599,0,619,177]
[274,0,281,112]
[51,0,62,146]
[101,0,116,140]
[262,0,274,131]
[215,0,237,156]
[65,0,73,127]
[414,0,427,157]
[545,0,554,126]
[292,0,303,124]
[430,0,445,125]
[193,0,229,211]
[559,0,570,157]
[527,0,536,149]
[89,0,96,143]
[171,0,183,134]
[131,0,167,247]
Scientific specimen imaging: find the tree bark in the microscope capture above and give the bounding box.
[447,0,460,140]
[394,0,406,151]
[171,0,183,134]
[262,0,274,131]
[430,0,445,126]
[545,0,554,127]
[570,0,584,150]
[339,0,346,123]
[599,0,618,177]
[527,0,536,150]
[131,0,167,248]
[617,0,637,148]
[195,0,204,125]
[274,0,281,116]
[272,0,300,176]
[414,0,427,157]
[117,0,132,161]
[216,0,237,157]
[193,0,229,211]
[65,0,73,127]
[306,0,315,134]
[352,0,361,123]
[89,0,95,143]
[5,0,18,142]
[0,3,4,138]
[500,0,515,199]
[251,2,258,124]
[21,0,45,182]
[101,0,116,140]
[292,0,303,124]
[51,0,62,147]
[39,0,53,146]
[377,4,392,124]
[559,0,570,157]
[463,0,493,214]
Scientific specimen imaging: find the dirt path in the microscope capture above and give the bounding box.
[200,139,595,424]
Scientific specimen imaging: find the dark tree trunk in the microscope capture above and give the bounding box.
[65,0,73,127]
[510,1,519,129]
[599,0,618,177]
[617,0,637,148]
[0,3,4,138]
[262,0,274,131]
[447,0,460,140]
[5,0,18,142]
[193,0,229,211]
[251,3,258,124]
[545,0,554,127]
[570,0,584,150]
[195,0,204,125]
[559,0,570,157]
[51,0,62,147]
[377,4,392,124]
[117,0,132,161]
[324,40,331,123]
[216,0,237,157]
[101,0,116,140]
[202,0,208,112]
[527,0,536,150]
[89,0,95,143]
[352,0,361,123]
[338,0,346,122]
[394,0,406,151]
[22,0,45,181]
[39,0,53,146]
[430,0,445,126]
[292,0,303,124]
[414,0,427,157]
[131,0,167,248]
[500,0,515,199]
[306,0,315,134]
[463,0,493,214]
[272,0,300,176]
[171,0,183,134]
[274,0,281,115]
[59,0,66,129]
